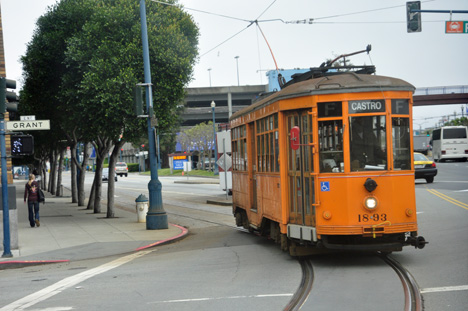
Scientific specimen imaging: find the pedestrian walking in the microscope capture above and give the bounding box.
[24,174,40,228]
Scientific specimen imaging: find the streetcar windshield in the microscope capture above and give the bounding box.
[349,116,387,171]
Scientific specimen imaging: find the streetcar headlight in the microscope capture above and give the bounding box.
[364,197,378,210]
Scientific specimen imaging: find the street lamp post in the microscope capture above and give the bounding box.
[140,0,167,229]
[208,68,212,87]
[211,101,218,175]
[235,56,240,86]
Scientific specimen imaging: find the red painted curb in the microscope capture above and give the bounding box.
[135,223,188,251]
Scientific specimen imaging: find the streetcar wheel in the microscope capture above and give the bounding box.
[235,211,243,227]
[280,234,289,252]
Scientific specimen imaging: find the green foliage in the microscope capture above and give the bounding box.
[127,163,140,172]
[20,0,96,152]
[20,0,199,153]
[150,168,215,177]
[444,117,468,127]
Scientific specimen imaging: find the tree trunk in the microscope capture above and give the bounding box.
[56,149,65,197]
[107,140,125,218]
[40,160,47,190]
[49,150,57,195]
[70,144,78,203]
[79,143,91,206]
[92,137,112,214]
[87,177,95,210]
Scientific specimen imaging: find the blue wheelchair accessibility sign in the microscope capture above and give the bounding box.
[320,181,330,192]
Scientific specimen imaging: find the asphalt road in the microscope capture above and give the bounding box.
[1,162,467,310]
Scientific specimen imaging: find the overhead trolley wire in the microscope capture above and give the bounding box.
[151,0,279,58]
[150,0,251,23]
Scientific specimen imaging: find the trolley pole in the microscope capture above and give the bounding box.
[140,0,167,229]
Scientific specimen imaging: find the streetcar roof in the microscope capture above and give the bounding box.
[230,73,415,121]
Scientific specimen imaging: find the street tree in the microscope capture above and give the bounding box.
[20,0,96,204]
[21,0,198,216]
[62,0,199,215]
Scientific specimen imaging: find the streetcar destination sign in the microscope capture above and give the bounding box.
[6,120,50,131]
[348,100,385,114]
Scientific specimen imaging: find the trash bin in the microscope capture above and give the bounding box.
[135,194,149,223]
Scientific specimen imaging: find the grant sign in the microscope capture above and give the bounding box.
[6,120,50,131]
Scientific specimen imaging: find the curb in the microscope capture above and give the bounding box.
[0,259,70,270]
[206,200,232,206]
[174,180,219,184]
[0,224,189,270]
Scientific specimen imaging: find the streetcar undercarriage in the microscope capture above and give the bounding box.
[234,208,426,256]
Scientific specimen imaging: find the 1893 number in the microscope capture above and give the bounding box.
[358,214,387,222]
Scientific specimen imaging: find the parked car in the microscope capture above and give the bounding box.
[414,152,437,183]
[203,158,216,170]
[102,168,118,182]
[116,162,128,177]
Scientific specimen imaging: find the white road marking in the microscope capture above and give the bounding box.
[150,293,293,304]
[0,251,152,311]
[27,308,73,311]
[420,285,468,294]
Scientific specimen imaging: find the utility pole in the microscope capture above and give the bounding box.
[139,0,167,229]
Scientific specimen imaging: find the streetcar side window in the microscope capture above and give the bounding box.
[256,114,279,173]
[318,120,344,173]
[232,125,247,171]
[392,118,411,170]
[349,116,387,171]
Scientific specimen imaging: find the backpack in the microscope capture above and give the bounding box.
[38,189,45,204]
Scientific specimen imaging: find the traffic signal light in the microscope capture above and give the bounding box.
[0,77,17,114]
[134,86,144,116]
[10,134,34,156]
[407,1,422,33]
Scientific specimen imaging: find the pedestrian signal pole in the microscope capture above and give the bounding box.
[0,77,16,258]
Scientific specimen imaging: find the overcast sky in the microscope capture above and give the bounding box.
[2,0,467,129]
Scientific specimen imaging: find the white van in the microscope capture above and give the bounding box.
[431,126,468,162]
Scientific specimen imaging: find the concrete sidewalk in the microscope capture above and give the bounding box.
[0,180,187,269]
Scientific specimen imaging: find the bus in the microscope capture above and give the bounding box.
[230,61,427,255]
[431,126,468,162]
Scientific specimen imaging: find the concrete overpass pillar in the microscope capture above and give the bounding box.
[228,92,232,118]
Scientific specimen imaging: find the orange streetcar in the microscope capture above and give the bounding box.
[230,56,427,255]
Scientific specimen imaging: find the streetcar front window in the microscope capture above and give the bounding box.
[349,116,387,171]
[392,118,411,170]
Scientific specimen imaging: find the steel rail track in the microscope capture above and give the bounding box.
[283,259,314,311]
[380,254,423,311]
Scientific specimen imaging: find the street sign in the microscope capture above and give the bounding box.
[6,120,50,131]
[20,115,36,121]
[446,21,468,33]
[217,153,232,171]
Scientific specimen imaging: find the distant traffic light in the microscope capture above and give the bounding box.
[10,134,34,156]
[407,1,422,33]
[0,77,17,114]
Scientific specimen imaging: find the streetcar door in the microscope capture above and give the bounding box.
[287,111,316,227]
